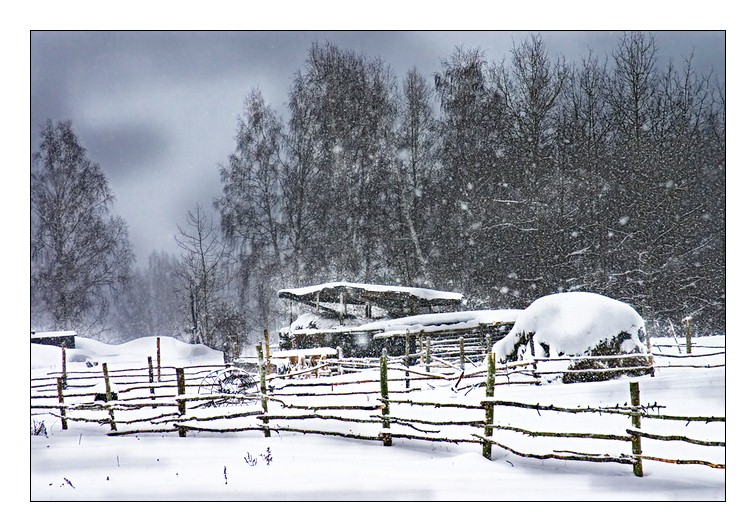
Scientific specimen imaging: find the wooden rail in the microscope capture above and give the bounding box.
[31,342,725,477]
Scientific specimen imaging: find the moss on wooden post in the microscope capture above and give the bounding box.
[56,376,68,430]
[256,343,271,437]
[176,367,187,437]
[630,381,643,477]
[102,362,117,431]
[483,351,496,460]
[380,348,392,446]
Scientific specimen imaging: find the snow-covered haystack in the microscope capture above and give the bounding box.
[493,292,650,384]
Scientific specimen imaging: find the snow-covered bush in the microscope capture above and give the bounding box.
[493,292,650,383]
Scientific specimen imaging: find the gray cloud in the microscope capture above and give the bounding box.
[31,31,725,266]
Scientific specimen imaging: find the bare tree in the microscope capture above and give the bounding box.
[31,119,134,334]
[175,205,229,347]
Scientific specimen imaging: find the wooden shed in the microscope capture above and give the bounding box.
[31,330,77,349]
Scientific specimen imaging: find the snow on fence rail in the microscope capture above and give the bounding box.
[31,341,725,477]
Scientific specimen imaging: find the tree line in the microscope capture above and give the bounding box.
[31,32,725,347]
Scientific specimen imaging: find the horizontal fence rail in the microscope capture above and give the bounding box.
[31,338,725,477]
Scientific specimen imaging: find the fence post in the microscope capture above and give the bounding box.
[176,367,187,437]
[424,335,431,373]
[337,346,343,375]
[684,317,692,354]
[380,348,392,446]
[147,356,156,407]
[459,336,465,371]
[404,331,411,389]
[256,343,271,438]
[482,351,496,460]
[102,363,117,431]
[629,381,643,477]
[56,376,68,430]
[264,329,272,373]
[61,347,67,389]
[156,336,162,382]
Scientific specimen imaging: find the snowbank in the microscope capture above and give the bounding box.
[31,335,223,370]
[493,292,647,363]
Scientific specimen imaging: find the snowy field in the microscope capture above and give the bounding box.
[29,334,726,505]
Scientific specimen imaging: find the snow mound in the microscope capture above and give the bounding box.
[493,292,647,367]
[31,336,223,370]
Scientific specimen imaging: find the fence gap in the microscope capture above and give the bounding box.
[176,367,187,437]
[102,362,117,431]
[380,348,392,446]
[257,343,271,437]
[56,376,68,430]
[630,381,643,477]
[147,356,156,407]
[482,351,496,460]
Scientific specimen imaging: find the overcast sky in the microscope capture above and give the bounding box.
[30,31,725,266]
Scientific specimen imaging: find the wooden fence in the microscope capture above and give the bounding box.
[31,339,725,478]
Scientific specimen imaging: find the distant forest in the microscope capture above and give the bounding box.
[31,32,725,346]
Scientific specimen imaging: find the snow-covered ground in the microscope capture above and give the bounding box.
[30,334,725,504]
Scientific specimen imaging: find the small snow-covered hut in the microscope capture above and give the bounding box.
[493,292,651,383]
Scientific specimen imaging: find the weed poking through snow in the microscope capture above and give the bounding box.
[244,447,273,467]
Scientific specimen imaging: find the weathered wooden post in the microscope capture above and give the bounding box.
[380,348,392,447]
[60,347,67,389]
[482,351,496,460]
[264,329,272,373]
[102,363,117,431]
[424,335,431,373]
[684,317,692,354]
[256,343,271,438]
[56,376,68,430]
[156,336,162,382]
[404,331,411,389]
[529,334,538,377]
[176,367,187,437]
[459,336,465,371]
[629,381,643,477]
[337,346,343,375]
[147,356,156,407]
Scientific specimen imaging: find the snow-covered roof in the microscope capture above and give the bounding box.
[278,282,463,308]
[31,330,77,339]
[283,309,520,338]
